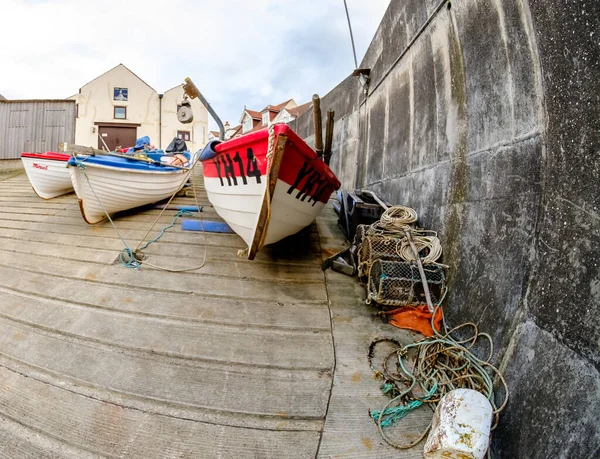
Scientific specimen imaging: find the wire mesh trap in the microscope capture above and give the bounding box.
[367,259,446,307]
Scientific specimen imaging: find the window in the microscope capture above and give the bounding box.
[177,130,191,141]
[114,106,126,119]
[114,87,128,101]
[261,111,269,126]
[243,116,252,133]
[75,104,79,118]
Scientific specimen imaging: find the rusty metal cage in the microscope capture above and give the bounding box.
[355,225,404,278]
[367,259,446,307]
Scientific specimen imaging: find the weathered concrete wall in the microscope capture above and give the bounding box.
[294,0,600,457]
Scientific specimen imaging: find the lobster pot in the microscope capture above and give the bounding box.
[353,224,370,247]
[367,259,446,306]
[357,233,404,278]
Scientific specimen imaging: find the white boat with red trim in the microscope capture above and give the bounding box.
[199,124,341,260]
[20,151,74,199]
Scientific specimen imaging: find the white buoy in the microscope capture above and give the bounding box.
[424,389,493,459]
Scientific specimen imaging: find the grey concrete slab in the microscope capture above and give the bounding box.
[315,207,435,458]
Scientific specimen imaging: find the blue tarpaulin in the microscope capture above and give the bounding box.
[127,136,151,153]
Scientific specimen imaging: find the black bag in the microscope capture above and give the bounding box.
[165,137,188,153]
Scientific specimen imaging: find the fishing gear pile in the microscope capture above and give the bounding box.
[351,204,508,454]
[354,206,447,308]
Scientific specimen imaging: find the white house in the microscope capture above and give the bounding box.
[235,99,312,137]
[68,64,208,152]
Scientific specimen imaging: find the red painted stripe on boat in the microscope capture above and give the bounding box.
[200,124,340,204]
[21,152,71,162]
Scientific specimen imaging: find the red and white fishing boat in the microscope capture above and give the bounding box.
[20,152,74,199]
[200,124,341,259]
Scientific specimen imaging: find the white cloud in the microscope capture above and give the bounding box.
[0,0,390,128]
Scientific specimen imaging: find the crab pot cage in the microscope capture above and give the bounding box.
[367,259,446,307]
[357,234,404,278]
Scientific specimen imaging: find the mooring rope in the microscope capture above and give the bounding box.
[73,157,137,262]
[253,124,277,254]
[368,306,509,450]
[132,165,208,272]
[73,153,208,272]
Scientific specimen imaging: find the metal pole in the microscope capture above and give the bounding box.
[343,0,359,69]
[183,78,226,141]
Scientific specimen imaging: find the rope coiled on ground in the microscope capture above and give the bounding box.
[368,308,509,450]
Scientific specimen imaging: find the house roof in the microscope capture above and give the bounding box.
[78,63,157,92]
[246,110,261,120]
[239,109,261,125]
[238,99,297,132]
[162,83,184,94]
[230,125,243,137]
[0,94,6,101]
[0,99,75,104]
[286,101,312,118]
[259,99,294,113]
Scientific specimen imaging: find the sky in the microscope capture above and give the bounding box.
[0,0,389,129]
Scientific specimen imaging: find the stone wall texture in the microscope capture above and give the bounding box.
[293,0,600,457]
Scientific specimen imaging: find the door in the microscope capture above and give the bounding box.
[98,126,137,151]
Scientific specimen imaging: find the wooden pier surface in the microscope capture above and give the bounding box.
[0,166,428,458]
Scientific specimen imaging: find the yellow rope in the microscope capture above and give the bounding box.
[133,155,208,272]
[256,124,277,251]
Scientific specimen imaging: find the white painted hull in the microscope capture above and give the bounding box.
[200,124,340,259]
[203,176,325,248]
[21,156,73,199]
[69,163,190,224]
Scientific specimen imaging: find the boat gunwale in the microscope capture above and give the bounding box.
[67,161,191,176]
[209,124,340,189]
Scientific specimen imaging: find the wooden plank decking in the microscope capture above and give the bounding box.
[0,166,429,458]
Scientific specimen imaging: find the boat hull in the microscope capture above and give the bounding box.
[201,124,340,259]
[68,159,191,224]
[20,152,73,199]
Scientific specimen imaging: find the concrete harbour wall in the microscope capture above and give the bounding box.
[293,0,600,457]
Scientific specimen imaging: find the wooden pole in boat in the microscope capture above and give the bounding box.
[98,132,111,152]
[324,109,335,166]
[312,94,324,159]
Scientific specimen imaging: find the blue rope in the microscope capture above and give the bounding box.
[73,156,140,268]
[370,380,437,428]
[119,210,192,269]
[74,155,198,270]
[138,210,192,252]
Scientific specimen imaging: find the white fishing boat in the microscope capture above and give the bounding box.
[67,151,193,224]
[200,124,341,259]
[20,152,74,199]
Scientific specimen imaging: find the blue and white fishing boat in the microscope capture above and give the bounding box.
[66,137,194,224]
